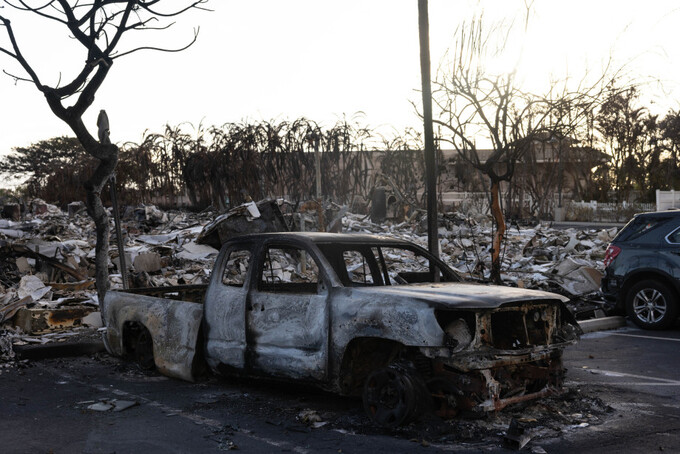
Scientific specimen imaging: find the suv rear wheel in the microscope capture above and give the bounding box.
[626,280,678,330]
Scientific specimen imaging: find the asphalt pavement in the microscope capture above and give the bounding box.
[542,323,680,453]
[1,322,680,453]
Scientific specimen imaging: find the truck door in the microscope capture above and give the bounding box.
[203,244,253,371]
[247,243,330,381]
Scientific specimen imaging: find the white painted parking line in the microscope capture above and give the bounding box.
[608,332,680,342]
[573,383,680,386]
[571,369,680,386]
[588,370,680,383]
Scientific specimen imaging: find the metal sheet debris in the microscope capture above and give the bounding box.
[1,196,614,366]
[17,275,52,301]
[13,306,97,334]
[86,399,138,412]
[197,199,289,249]
[133,252,162,273]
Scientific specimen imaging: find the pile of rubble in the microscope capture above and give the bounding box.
[0,198,615,362]
[344,212,612,303]
[0,199,221,361]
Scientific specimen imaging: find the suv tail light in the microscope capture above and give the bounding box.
[603,245,621,268]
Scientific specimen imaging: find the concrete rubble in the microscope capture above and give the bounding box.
[79,398,139,412]
[0,199,220,361]
[342,212,612,303]
[1,197,615,362]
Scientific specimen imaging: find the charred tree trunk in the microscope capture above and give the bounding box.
[490,179,505,284]
[44,87,118,317]
[85,147,118,308]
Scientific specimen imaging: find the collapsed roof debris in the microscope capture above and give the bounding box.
[196,199,290,249]
[343,212,611,304]
[0,197,615,363]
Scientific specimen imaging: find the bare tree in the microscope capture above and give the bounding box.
[432,17,611,283]
[0,0,209,312]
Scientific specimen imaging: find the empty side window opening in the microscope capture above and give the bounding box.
[343,249,377,286]
[222,249,252,287]
[260,246,320,293]
[379,246,443,284]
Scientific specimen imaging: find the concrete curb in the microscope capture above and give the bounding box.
[13,341,105,360]
[578,316,627,334]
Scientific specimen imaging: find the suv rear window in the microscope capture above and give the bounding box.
[666,227,680,243]
[615,216,673,242]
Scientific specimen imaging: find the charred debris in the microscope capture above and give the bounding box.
[0,196,612,364]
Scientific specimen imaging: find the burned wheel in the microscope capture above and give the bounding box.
[363,365,424,427]
[626,280,678,330]
[134,327,155,370]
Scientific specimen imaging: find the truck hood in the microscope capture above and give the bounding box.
[350,282,568,309]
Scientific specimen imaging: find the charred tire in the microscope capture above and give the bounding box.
[363,364,429,427]
[626,279,679,330]
[134,326,155,370]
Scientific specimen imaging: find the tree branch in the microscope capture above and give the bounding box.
[4,0,67,24]
[0,14,45,89]
[112,26,199,59]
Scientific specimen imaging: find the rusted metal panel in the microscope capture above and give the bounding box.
[48,280,95,291]
[14,306,97,334]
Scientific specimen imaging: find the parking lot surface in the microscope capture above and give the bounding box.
[1,323,680,453]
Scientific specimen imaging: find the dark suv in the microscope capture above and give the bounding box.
[601,210,680,330]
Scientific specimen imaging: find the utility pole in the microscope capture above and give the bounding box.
[310,130,325,232]
[418,0,439,259]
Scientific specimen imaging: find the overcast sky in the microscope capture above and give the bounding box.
[1,0,679,165]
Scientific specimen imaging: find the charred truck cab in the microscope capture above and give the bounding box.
[104,232,581,427]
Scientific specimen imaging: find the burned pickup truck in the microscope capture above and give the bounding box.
[103,232,581,426]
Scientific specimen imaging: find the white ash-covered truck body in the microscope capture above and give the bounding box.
[103,232,581,426]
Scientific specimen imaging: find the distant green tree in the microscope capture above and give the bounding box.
[0,137,94,204]
[658,110,680,190]
[596,86,654,201]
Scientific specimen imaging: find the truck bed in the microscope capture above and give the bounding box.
[103,285,206,382]
[119,284,207,303]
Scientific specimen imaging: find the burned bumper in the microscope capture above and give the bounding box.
[417,344,571,416]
